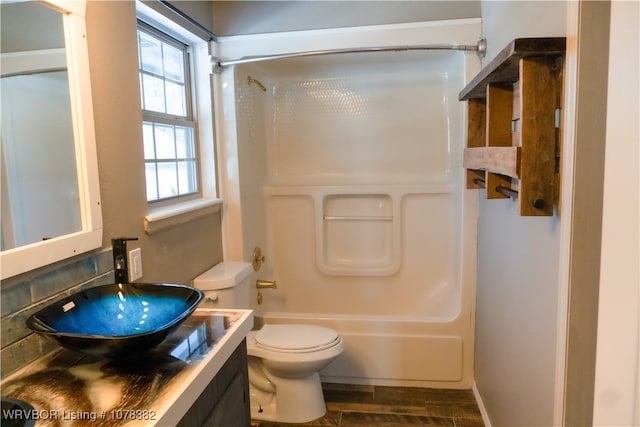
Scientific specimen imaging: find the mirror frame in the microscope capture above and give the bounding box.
[1,0,102,279]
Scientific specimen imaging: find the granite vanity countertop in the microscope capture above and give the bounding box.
[1,308,253,426]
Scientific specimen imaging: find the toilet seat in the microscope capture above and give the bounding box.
[254,324,340,353]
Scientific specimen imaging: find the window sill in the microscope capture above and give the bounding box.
[144,198,223,235]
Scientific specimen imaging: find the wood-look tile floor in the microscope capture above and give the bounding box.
[252,383,485,427]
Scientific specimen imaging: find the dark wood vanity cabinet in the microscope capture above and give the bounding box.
[178,340,251,427]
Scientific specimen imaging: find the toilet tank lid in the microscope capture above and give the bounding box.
[193,261,252,290]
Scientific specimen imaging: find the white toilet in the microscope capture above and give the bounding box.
[193,262,344,423]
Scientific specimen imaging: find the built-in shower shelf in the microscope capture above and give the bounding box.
[323,216,393,221]
[459,37,565,216]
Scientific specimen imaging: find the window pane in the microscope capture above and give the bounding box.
[139,74,144,109]
[145,163,158,201]
[157,162,178,199]
[142,74,165,113]
[139,30,163,75]
[154,124,176,159]
[165,80,185,116]
[163,44,184,82]
[177,160,197,194]
[175,126,194,158]
[143,122,155,159]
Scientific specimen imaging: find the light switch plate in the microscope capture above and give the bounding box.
[128,247,143,281]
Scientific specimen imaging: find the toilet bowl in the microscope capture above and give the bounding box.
[246,324,344,423]
[193,262,344,423]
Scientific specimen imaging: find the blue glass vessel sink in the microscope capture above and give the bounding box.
[1,397,35,427]
[26,283,204,358]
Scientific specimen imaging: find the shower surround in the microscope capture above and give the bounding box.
[215,19,481,388]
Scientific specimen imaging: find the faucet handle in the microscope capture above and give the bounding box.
[111,237,139,245]
[252,246,266,271]
[112,237,138,284]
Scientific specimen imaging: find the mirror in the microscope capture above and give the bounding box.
[1,2,79,250]
[0,0,102,279]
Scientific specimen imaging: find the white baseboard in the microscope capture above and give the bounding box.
[472,381,492,427]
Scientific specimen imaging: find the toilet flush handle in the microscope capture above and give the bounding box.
[205,292,218,302]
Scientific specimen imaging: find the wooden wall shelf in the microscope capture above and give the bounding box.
[460,37,565,216]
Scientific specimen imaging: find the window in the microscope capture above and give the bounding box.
[137,23,198,202]
[136,1,220,234]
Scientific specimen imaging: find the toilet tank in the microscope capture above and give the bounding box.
[192,261,253,309]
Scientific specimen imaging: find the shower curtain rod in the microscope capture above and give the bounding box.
[211,39,486,74]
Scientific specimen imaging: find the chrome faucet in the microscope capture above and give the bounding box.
[112,237,138,283]
[256,279,277,289]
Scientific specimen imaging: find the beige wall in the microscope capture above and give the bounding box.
[85,1,223,285]
[166,1,215,33]
[211,1,480,36]
[474,1,566,426]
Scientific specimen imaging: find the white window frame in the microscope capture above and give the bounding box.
[136,1,220,235]
[139,22,199,203]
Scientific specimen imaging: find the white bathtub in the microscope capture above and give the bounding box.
[215,19,481,388]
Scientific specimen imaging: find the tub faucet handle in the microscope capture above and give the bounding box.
[252,246,266,271]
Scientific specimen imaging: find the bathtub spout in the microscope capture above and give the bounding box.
[256,279,277,289]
